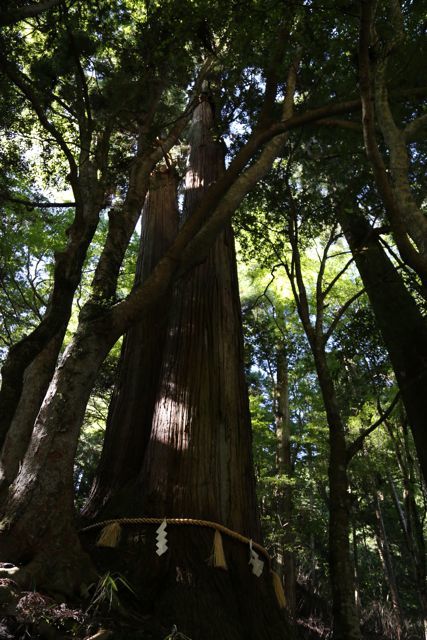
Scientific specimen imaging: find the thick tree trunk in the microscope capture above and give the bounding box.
[91,98,291,639]
[137,98,259,533]
[0,327,66,496]
[83,168,179,519]
[0,94,293,638]
[341,208,427,483]
[0,321,112,593]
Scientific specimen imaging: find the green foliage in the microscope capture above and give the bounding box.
[87,571,136,614]
[0,0,426,634]
[239,201,425,631]
[0,197,73,359]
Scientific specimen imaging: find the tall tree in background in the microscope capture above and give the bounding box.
[275,331,297,616]
[340,204,427,485]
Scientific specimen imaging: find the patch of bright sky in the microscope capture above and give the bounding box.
[237,248,293,305]
[24,138,74,203]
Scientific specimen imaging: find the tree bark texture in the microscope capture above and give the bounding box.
[373,483,404,638]
[275,343,296,616]
[88,98,291,639]
[313,349,362,640]
[0,195,103,449]
[83,168,179,519]
[341,208,427,483]
[0,322,112,593]
[0,326,66,496]
[129,99,260,537]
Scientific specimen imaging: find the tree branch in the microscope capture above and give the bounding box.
[315,224,338,338]
[404,113,427,142]
[358,0,427,288]
[323,256,355,299]
[66,25,93,153]
[0,51,78,189]
[91,58,215,301]
[316,118,363,131]
[0,192,76,209]
[323,287,365,345]
[347,391,400,463]
[0,0,62,26]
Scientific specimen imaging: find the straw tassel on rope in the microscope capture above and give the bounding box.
[96,522,122,548]
[212,530,228,569]
[271,571,287,609]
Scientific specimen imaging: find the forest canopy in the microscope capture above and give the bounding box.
[0,1,426,639]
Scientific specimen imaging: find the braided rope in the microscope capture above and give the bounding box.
[81,517,271,563]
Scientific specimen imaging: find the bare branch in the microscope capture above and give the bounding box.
[404,113,427,142]
[347,391,400,463]
[315,223,338,337]
[323,256,355,299]
[323,287,365,345]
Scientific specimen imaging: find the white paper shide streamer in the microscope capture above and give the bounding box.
[248,539,264,577]
[156,518,168,556]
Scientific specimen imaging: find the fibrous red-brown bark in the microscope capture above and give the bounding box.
[87,98,291,639]
[83,168,179,519]
[137,99,259,537]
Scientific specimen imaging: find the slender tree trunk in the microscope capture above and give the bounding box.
[275,342,296,616]
[286,210,361,639]
[83,168,179,520]
[340,207,427,483]
[387,421,427,637]
[313,348,362,640]
[401,424,427,638]
[352,524,362,614]
[373,483,404,639]
[0,197,102,448]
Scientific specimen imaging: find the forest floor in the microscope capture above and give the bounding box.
[0,576,391,640]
